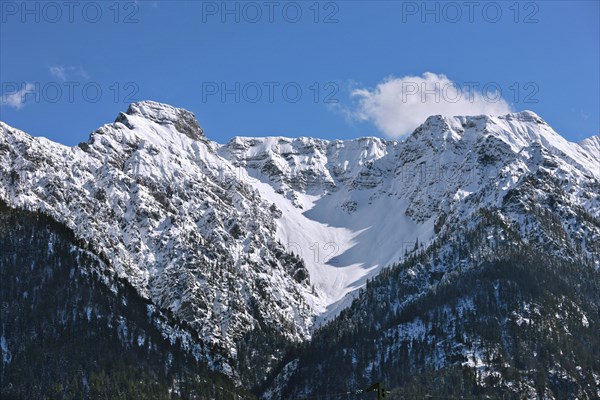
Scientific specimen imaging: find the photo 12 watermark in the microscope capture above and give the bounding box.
[1,81,140,106]
[396,80,539,104]
[0,1,139,23]
[401,1,539,24]
[200,1,340,23]
[395,161,515,186]
[287,241,340,265]
[200,81,340,104]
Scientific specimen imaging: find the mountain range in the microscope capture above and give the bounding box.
[1,101,598,399]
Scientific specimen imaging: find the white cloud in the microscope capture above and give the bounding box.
[49,66,68,81]
[1,83,36,110]
[349,72,512,138]
[49,65,89,82]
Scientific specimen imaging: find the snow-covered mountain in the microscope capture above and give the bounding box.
[250,114,600,399]
[1,101,599,394]
[0,102,316,382]
[220,110,599,320]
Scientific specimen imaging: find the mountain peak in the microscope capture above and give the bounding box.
[579,135,600,160]
[115,100,205,141]
[418,110,546,133]
[501,110,546,125]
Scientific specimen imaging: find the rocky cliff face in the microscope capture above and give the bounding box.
[0,203,250,399]
[0,101,314,384]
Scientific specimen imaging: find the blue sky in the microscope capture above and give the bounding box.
[1,0,598,145]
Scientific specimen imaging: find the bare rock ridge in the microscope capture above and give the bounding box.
[117,100,205,141]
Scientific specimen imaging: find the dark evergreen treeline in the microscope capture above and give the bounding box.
[268,209,600,399]
[0,203,252,399]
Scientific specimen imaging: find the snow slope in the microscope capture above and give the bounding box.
[221,111,599,320]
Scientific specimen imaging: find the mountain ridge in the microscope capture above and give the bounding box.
[2,101,598,318]
[1,101,599,394]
